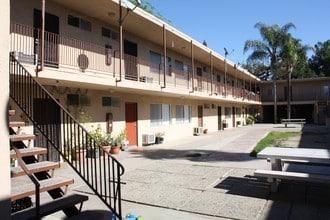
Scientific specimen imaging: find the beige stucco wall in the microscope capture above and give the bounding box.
[44,86,249,146]
[0,0,11,218]
[9,0,260,148]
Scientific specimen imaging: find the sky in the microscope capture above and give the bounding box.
[146,0,330,65]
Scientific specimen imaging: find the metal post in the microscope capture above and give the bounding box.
[41,0,45,71]
[161,24,166,88]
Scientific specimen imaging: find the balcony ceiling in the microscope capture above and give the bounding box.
[50,0,256,81]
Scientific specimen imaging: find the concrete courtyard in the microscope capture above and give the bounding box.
[47,124,330,220]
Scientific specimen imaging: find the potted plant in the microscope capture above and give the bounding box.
[119,129,128,151]
[155,131,165,144]
[110,135,121,154]
[246,115,256,125]
[89,126,112,157]
[100,133,112,156]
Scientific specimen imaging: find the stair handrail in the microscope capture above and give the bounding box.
[9,53,125,218]
[12,147,41,219]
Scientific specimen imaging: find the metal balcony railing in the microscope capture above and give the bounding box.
[10,22,260,102]
[9,53,125,219]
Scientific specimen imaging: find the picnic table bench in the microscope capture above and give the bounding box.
[254,147,330,192]
[281,118,306,127]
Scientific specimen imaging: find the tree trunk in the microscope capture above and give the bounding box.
[273,75,277,124]
[287,67,292,119]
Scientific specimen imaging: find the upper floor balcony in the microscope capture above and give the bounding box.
[10,22,260,103]
[260,79,330,104]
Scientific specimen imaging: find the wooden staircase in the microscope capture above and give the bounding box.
[9,110,88,219]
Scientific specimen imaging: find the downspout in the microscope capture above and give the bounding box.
[189,40,194,93]
[209,51,213,95]
[161,24,166,89]
[117,0,123,83]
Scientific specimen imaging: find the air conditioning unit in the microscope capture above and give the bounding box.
[193,127,203,136]
[142,134,155,145]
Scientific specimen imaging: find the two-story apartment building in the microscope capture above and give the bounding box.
[260,78,330,125]
[3,0,330,218]
[9,0,261,147]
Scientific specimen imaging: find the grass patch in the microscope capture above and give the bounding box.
[250,132,300,157]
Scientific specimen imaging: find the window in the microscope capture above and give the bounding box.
[68,15,79,27]
[323,85,330,94]
[67,94,91,106]
[102,96,120,107]
[176,105,191,124]
[149,51,161,73]
[102,27,119,41]
[67,94,79,106]
[68,15,91,31]
[102,97,111,106]
[102,27,111,38]
[175,60,184,72]
[225,107,231,119]
[236,108,242,117]
[150,104,171,126]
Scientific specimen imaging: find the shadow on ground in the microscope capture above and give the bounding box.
[130,149,256,162]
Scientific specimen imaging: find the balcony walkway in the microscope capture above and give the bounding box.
[46,124,330,220]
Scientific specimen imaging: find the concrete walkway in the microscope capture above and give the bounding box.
[47,124,330,220]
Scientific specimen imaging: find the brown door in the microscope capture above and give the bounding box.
[198,105,203,127]
[124,40,138,80]
[125,103,138,146]
[33,98,60,161]
[33,9,59,67]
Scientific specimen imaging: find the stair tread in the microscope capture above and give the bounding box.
[10,134,36,142]
[11,176,74,201]
[11,193,88,220]
[9,121,25,128]
[11,161,60,177]
[9,110,16,116]
[10,147,47,159]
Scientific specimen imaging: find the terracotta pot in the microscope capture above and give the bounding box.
[72,149,86,161]
[110,146,120,154]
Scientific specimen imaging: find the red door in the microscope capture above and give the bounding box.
[125,103,138,146]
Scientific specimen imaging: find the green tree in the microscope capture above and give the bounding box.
[281,36,300,119]
[243,22,296,123]
[309,40,330,77]
[128,0,171,23]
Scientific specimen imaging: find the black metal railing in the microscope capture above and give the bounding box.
[9,53,125,219]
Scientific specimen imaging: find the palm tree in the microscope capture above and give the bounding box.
[281,36,312,119]
[243,22,296,123]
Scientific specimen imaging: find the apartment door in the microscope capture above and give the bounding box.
[196,67,203,91]
[125,103,138,146]
[33,9,59,67]
[198,105,203,127]
[124,40,138,80]
[318,103,326,125]
[232,107,236,127]
[217,106,222,130]
[33,98,60,162]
